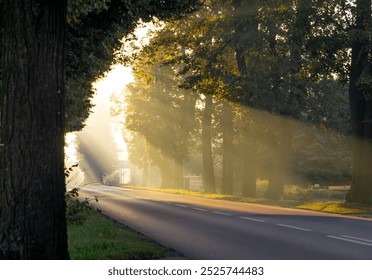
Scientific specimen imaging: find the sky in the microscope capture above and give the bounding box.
[64,22,160,183]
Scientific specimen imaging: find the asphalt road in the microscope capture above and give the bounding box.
[76,185,372,260]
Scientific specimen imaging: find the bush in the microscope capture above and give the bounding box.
[65,163,98,224]
[282,185,314,202]
[103,170,121,186]
[65,187,98,224]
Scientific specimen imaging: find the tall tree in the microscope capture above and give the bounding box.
[0,0,69,259]
[125,64,197,189]
[346,0,372,204]
[221,100,234,195]
[201,94,216,193]
[230,0,258,197]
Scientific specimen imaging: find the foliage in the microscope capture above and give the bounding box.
[282,185,314,202]
[103,170,121,186]
[64,164,98,224]
[120,0,353,199]
[64,163,79,178]
[13,0,201,132]
[65,187,95,225]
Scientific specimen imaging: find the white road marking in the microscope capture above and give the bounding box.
[341,235,372,243]
[162,202,174,205]
[276,224,312,232]
[192,207,208,212]
[213,211,231,216]
[239,216,266,223]
[328,235,372,247]
[175,204,188,208]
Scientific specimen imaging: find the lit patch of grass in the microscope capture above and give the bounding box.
[123,185,372,218]
[68,209,171,260]
[239,197,301,207]
[297,201,372,216]
[123,186,300,206]
[127,186,238,201]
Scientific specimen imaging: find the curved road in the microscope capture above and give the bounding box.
[77,185,372,260]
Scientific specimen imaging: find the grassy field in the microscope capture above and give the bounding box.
[67,208,181,260]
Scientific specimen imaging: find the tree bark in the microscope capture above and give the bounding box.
[202,94,216,193]
[0,0,68,259]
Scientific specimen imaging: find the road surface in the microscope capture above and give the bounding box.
[76,185,372,259]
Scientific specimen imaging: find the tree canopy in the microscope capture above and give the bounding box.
[119,0,371,203]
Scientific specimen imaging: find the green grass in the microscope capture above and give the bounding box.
[123,185,303,207]
[67,209,175,260]
[122,185,372,218]
[297,201,372,217]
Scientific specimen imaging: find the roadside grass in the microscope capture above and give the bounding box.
[67,208,176,260]
[122,185,372,218]
[297,201,372,217]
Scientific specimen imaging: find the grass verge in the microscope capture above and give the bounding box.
[67,208,180,260]
[122,185,372,218]
[297,201,372,217]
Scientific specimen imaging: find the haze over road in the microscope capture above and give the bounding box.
[77,185,372,259]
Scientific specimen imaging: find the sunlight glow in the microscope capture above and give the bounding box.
[65,132,78,164]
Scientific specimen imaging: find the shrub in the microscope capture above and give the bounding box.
[282,185,314,201]
[65,188,96,224]
[103,170,121,186]
[64,164,99,224]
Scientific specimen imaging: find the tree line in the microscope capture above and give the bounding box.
[120,0,372,204]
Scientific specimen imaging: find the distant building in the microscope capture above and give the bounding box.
[118,160,132,185]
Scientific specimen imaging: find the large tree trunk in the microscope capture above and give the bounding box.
[174,156,185,189]
[202,94,216,193]
[0,0,68,259]
[241,143,256,197]
[266,150,284,200]
[346,0,372,204]
[232,0,258,197]
[266,117,291,200]
[158,159,173,189]
[221,101,234,195]
[142,160,149,187]
[234,53,257,197]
